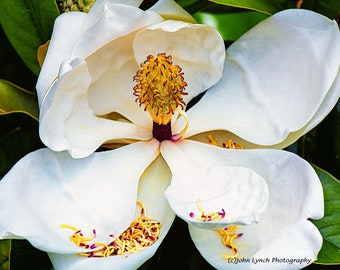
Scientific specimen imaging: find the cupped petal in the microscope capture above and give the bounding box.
[133,20,225,104]
[37,0,163,105]
[39,59,152,158]
[184,9,340,146]
[0,140,160,254]
[160,140,269,229]
[182,141,323,269]
[149,0,196,23]
[48,155,175,270]
[84,32,152,129]
[189,219,322,270]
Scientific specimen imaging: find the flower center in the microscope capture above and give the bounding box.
[61,201,160,257]
[133,53,188,141]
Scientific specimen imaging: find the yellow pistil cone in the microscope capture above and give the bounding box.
[133,53,188,125]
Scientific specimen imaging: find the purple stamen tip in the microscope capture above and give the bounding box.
[219,209,226,218]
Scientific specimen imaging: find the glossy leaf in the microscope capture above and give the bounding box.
[208,0,281,15]
[0,80,39,121]
[312,165,340,264]
[0,0,59,75]
[0,240,10,270]
[195,11,268,40]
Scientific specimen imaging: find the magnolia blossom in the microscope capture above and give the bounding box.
[0,0,339,269]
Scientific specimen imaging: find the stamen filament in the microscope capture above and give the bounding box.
[216,225,243,260]
[171,108,189,142]
[208,135,243,149]
[61,201,160,257]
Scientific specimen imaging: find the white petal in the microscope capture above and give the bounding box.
[37,1,163,108]
[133,20,225,104]
[296,70,340,137]
[149,0,196,23]
[72,3,163,60]
[0,140,160,254]
[160,140,269,229]
[39,59,152,158]
[184,9,340,146]
[84,32,152,128]
[48,155,176,270]
[36,12,87,104]
[184,142,323,269]
[269,74,339,149]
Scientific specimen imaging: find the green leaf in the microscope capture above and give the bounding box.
[0,80,39,121]
[0,240,10,270]
[195,11,269,40]
[0,0,59,76]
[208,0,281,15]
[312,165,340,264]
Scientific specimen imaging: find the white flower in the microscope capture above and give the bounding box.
[0,0,339,269]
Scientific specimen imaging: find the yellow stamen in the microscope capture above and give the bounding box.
[208,135,243,149]
[222,139,243,149]
[61,201,160,257]
[133,53,188,125]
[216,225,243,260]
[208,135,218,146]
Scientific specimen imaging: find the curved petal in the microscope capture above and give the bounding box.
[160,140,269,229]
[48,155,176,270]
[90,0,144,11]
[149,0,196,23]
[182,141,323,269]
[133,20,225,104]
[36,12,87,104]
[184,9,340,146]
[72,3,163,60]
[39,59,152,158]
[0,140,160,254]
[274,70,339,149]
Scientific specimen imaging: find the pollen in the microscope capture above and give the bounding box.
[216,225,243,260]
[61,201,160,257]
[133,53,188,125]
